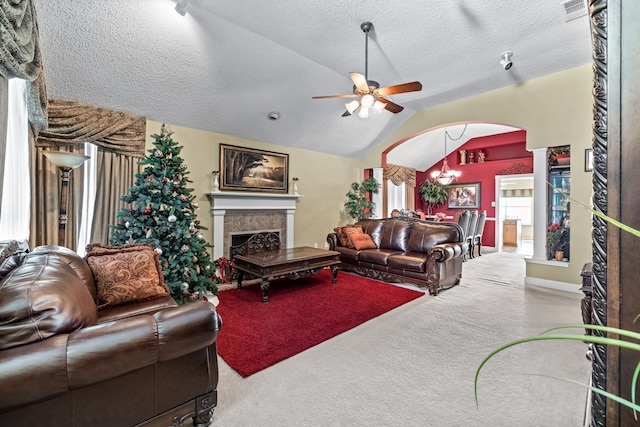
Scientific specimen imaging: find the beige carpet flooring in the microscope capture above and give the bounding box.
[211,251,590,427]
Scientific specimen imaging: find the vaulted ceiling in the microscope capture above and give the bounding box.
[34,0,592,168]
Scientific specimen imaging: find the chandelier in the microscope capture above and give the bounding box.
[431,127,462,185]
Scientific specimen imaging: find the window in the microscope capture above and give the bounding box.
[0,78,30,240]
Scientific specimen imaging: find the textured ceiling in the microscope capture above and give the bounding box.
[33,0,592,168]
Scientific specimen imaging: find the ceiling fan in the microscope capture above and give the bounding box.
[312,22,423,118]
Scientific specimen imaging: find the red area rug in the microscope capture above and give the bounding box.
[215,269,424,377]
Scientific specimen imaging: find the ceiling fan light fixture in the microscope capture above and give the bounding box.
[373,100,386,113]
[345,100,360,114]
[358,107,370,119]
[360,94,375,108]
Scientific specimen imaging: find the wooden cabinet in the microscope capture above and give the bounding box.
[503,219,521,246]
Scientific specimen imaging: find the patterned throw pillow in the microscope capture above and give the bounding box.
[84,243,169,308]
[342,226,365,248]
[348,233,377,250]
[333,227,350,247]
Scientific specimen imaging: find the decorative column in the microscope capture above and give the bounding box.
[531,147,548,261]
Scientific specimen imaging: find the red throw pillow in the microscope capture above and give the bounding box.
[349,233,377,250]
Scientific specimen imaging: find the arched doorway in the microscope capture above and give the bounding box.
[381,122,532,252]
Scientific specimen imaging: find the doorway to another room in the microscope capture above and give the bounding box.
[495,174,534,256]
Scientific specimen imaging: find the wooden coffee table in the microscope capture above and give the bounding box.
[233,246,341,303]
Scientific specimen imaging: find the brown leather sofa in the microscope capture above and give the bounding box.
[0,242,221,427]
[328,218,468,295]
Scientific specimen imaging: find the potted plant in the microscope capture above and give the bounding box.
[344,177,380,221]
[418,179,448,215]
[546,222,565,259]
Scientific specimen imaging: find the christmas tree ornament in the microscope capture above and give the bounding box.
[168,214,177,223]
[155,248,163,255]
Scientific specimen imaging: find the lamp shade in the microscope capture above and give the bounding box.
[42,151,90,169]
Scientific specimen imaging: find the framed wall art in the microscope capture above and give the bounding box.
[219,144,289,193]
[447,182,481,209]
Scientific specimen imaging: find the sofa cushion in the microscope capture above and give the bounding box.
[349,233,377,250]
[358,248,403,266]
[84,244,169,309]
[388,252,427,272]
[333,225,363,248]
[407,223,460,253]
[355,219,385,247]
[335,246,359,262]
[379,220,412,251]
[0,252,98,350]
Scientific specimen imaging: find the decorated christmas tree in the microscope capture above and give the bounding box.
[110,124,221,302]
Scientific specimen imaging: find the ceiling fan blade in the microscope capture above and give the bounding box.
[350,72,370,93]
[376,81,423,96]
[312,94,359,99]
[377,97,404,114]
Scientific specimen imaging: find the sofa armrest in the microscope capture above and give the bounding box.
[327,232,340,250]
[155,301,221,361]
[68,301,220,388]
[429,242,468,262]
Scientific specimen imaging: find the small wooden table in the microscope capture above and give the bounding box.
[233,246,341,303]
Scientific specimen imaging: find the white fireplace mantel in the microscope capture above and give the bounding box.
[205,191,303,260]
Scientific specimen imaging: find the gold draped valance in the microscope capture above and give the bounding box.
[35,99,146,157]
[383,163,416,187]
[0,0,48,135]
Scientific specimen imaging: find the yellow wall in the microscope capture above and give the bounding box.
[148,64,593,287]
[145,121,362,253]
[359,64,594,286]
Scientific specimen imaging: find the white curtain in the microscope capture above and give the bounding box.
[76,143,98,255]
[0,78,30,240]
[386,180,406,217]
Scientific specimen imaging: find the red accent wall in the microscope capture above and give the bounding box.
[414,130,531,248]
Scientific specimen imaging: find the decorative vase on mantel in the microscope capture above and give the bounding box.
[212,171,220,193]
[291,177,299,195]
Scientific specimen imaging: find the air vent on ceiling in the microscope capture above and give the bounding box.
[560,0,588,22]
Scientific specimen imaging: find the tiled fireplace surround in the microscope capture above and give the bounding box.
[206,192,303,260]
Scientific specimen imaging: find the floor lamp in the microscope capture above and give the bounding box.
[42,150,90,247]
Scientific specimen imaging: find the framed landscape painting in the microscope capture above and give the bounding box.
[220,144,289,193]
[447,183,480,209]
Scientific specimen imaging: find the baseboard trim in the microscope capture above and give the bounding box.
[525,276,582,294]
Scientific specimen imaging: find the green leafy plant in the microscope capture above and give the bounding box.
[344,177,379,221]
[418,179,448,215]
[475,184,640,416]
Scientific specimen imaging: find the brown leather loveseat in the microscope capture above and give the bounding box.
[0,242,221,427]
[328,218,467,295]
